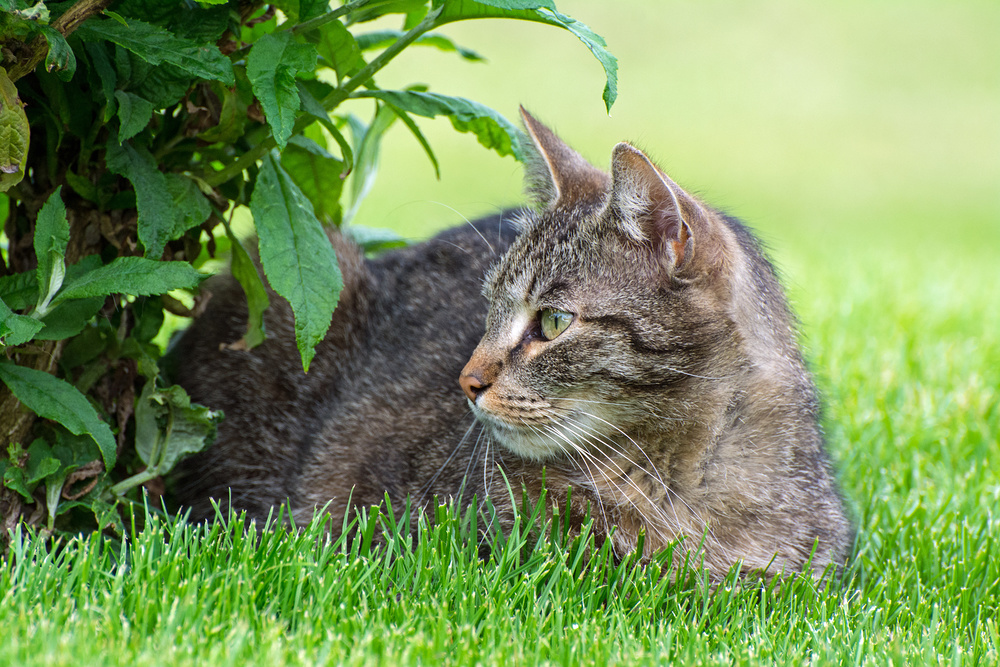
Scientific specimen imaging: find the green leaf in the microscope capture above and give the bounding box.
[76,17,234,85]
[0,298,43,347]
[250,153,342,371]
[82,41,116,120]
[359,90,525,159]
[135,382,221,475]
[223,222,269,350]
[246,32,317,150]
[113,91,154,142]
[349,0,427,23]
[280,134,344,225]
[273,0,330,22]
[105,141,174,258]
[33,186,69,314]
[0,67,29,192]
[343,107,396,225]
[64,169,100,203]
[435,1,617,112]
[2,465,33,501]
[196,81,249,144]
[164,173,212,239]
[52,257,204,304]
[37,24,77,81]
[384,102,440,179]
[25,439,60,485]
[0,269,37,310]
[344,225,409,254]
[356,30,485,62]
[309,18,365,82]
[35,297,104,341]
[296,81,353,174]
[0,362,116,470]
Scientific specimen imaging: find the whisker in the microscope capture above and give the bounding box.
[429,201,496,256]
[416,413,479,505]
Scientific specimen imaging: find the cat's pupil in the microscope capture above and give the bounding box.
[540,308,573,340]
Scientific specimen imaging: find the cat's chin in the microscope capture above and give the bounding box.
[469,403,566,462]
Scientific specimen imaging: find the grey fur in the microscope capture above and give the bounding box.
[173,112,852,581]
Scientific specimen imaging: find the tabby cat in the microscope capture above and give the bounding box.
[173,110,852,580]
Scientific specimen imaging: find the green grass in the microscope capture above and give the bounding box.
[3,0,999,664]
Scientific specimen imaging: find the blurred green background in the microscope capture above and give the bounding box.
[353,0,999,272]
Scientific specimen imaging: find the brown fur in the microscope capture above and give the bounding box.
[172,110,852,581]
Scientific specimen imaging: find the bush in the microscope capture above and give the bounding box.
[0,0,616,539]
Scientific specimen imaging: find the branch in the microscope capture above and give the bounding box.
[7,0,114,82]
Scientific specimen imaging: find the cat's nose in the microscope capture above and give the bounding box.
[459,371,489,402]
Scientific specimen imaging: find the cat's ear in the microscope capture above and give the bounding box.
[608,143,717,276]
[520,107,610,209]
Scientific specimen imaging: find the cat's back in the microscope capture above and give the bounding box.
[172,214,518,520]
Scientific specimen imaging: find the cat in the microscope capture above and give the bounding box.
[172,109,853,581]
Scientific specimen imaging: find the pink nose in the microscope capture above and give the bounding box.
[459,371,488,401]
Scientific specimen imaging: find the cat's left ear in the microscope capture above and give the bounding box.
[608,143,719,277]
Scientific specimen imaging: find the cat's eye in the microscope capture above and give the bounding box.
[539,309,573,341]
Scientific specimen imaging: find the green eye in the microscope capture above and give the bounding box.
[540,309,573,341]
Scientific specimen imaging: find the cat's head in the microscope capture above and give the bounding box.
[459,109,744,461]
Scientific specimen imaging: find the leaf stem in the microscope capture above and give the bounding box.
[109,468,159,497]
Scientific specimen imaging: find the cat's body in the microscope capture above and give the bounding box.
[173,111,852,580]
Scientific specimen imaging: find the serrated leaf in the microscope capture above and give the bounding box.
[114,90,154,142]
[135,382,220,474]
[361,90,524,159]
[52,257,204,304]
[281,134,344,225]
[250,153,342,371]
[35,297,104,341]
[82,41,116,120]
[0,298,43,346]
[0,256,97,311]
[164,173,211,238]
[0,362,116,470]
[0,67,29,192]
[224,222,269,350]
[105,141,174,257]
[76,16,234,85]
[356,30,485,62]
[246,32,316,150]
[33,186,69,314]
[435,1,617,112]
[310,18,364,81]
[37,24,77,81]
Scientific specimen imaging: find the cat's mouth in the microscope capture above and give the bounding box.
[468,397,607,462]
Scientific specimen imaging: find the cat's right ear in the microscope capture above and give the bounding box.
[608,143,722,279]
[520,107,610,210]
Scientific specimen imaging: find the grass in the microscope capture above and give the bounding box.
[3,0,998,664]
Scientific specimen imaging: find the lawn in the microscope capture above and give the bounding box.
[2,0,998,664]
